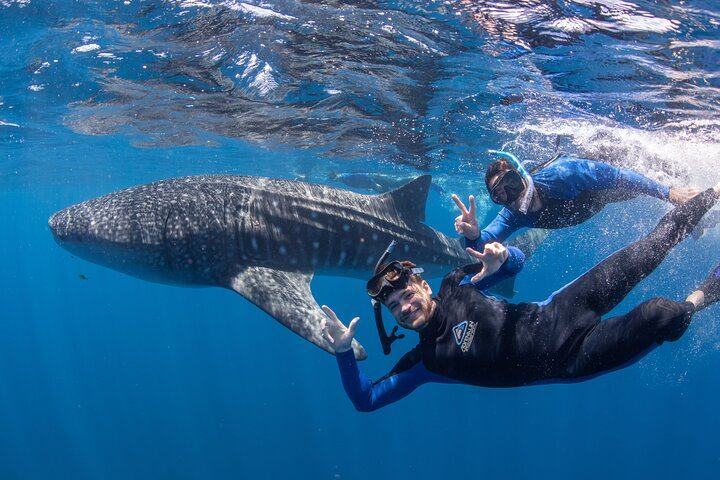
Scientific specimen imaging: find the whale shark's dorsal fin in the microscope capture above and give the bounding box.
[381,175,432,223]
[228,266,368,360]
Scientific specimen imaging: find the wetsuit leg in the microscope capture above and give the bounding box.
[565,298,694,379]
[547,187,719,317]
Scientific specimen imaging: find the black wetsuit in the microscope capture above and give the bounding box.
[335,188,718,411]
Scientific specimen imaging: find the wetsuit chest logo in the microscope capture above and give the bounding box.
[453,320,478,353]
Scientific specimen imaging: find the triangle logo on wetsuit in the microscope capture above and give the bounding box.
[453,321,468,345]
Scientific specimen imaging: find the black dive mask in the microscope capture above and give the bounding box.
[367,241,424,355]
[366,261,416,302]
[489,169,524,206]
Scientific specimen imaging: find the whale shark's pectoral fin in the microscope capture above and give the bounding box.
[228,266,368,361]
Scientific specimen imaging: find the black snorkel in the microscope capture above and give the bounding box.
[371,240,405,355]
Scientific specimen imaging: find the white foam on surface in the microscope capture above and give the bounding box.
[515,118,720,188]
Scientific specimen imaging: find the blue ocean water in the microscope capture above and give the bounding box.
[1,0,719,478]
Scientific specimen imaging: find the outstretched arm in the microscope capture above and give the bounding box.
[585,160,699,204]
[322,306,448,411]
[333,349,441,412]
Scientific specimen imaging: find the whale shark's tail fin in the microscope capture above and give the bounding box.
[228,266,368,360]
[382,175,432,223]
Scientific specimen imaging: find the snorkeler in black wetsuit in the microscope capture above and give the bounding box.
[322,184,720,411]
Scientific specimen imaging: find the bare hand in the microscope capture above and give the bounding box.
[452,194,480,241]
[466,242,508,283]
[321,305,359,353]
[669,187,701,205]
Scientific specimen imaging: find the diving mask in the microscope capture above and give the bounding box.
[488,150,535,214]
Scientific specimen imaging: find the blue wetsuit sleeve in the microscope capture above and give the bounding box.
[334,350,453,412]
[467,208,524,250]
[462,245,525,290]
[560,159,669,199]
[503,246,525,274]
[536,158,669,201]
[612,166,670,200]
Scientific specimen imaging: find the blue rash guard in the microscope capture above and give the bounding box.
[470,156,671,249]
[334,187,719,412]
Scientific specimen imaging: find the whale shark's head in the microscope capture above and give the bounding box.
[48,196,176,283]
[49,202,109,247]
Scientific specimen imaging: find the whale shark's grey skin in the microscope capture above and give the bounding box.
[48,175,472,359]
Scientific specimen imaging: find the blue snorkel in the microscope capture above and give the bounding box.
[488,150,535,214]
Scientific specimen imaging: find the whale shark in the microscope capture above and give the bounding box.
[48,175,472,359]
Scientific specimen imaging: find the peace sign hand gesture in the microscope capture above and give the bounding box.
[452,194,480,241]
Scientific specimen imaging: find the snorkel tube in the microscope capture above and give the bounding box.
[489,150,535,214]
[371,240,405,355]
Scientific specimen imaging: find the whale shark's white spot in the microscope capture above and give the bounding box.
[366,256,374,265]
[403,244,409,253]
[313,241,320,249]
[251,237,258,250]
[279,245,287,255]
[343,224,350,232]
[371,233,378,241]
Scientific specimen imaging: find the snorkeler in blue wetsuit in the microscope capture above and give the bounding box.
[322,184,720,411]
[452,153,702,252]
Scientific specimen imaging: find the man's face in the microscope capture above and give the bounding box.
[384,280,434,331]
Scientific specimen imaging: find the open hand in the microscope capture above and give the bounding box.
[452,194,480,241]
[466,242,508,283]
[669,187,702,205]
[321,305,359,353]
